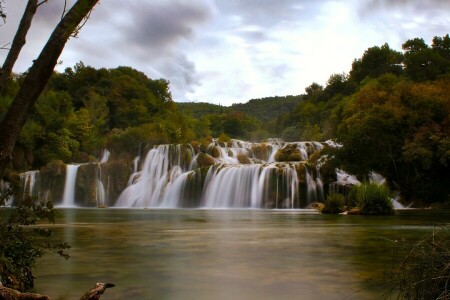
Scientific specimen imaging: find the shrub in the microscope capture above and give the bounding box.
[321,193,345,214]
[353,183,394,215]
[0,194,70,291]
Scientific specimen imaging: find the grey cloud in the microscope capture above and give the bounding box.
[119,1,214,50]
[217,0,325,28]
[155,53,201,99]
[237,25,268,42]
[361,0,450,15]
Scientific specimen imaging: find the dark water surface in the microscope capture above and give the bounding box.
[34,209,449,299]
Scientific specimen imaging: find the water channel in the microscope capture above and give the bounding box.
[34,209,449,299]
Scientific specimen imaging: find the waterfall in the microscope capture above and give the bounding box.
[60,165,80,207]
[115,145,194,207]
[96,164,108,207]
[113,140,333,209]
[99,149,110,163]
[12,139,359,209]
[202,164,265,208]
[20,170,39,198]
[0,180,14,206]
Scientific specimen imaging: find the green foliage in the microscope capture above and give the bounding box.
[230,95,304,123]
[217,132,231,144]
[402,36,450,81]
[337,75,450,203]
[0,195,70,291]
[321,193,345,214]
[177,102,227,118]
[351,183,394,215]
[281,126,299,142]
[349,43,403,83]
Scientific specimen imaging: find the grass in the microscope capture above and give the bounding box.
[321,193,345,214]
[352,183,394,215]
[387,225,450,299]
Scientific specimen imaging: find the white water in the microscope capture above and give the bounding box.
[60,165,80,207]
[99,149,110,164]
[115,145,190,207]
[115,140,328,208]
[20,170,39,198]
[0,180,14,206]
[22,138,405,209]
[96,164,108,207]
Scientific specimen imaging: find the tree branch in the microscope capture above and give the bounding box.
[0,0,100,176]
[0,0,39,95]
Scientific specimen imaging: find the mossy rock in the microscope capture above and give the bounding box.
[196,153,216,167]
[251,143,272,161]
[237,153,251,164]
[274,144,302,162]
[190,141,200,153]
[210,146,222,158]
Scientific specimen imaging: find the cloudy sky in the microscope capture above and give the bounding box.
[1,0,449,105]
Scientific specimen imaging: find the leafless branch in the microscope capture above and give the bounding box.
[1,42,10,50]
[37,0,48,8]
[61,0,67,20]
[71,9,93,38]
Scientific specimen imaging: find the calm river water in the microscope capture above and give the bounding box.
[34,209,449,299]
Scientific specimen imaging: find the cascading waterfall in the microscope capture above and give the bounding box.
[115,145,195,207]
[96,149,111,207]
[99,149,110,164]
[203,164,267,208]
[115,140,328,208]
[60,165,80,207]
[20,170,39,198]
[19,139,365,209]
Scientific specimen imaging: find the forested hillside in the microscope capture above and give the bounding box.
[230,95,304,122]
[0,34,449,204]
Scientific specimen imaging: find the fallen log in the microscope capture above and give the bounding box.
[0,282,115,300]
[0,285,49,300]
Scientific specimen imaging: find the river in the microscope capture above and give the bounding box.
[34,209,449,299]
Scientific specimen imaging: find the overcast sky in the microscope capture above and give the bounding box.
[1,0,449,106]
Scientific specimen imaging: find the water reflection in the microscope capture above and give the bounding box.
[34,209,447,299]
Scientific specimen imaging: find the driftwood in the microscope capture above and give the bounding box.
[79,283,115,300]
[0,282,115,300]
[0,285,49,300]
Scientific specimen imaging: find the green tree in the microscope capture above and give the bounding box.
[0,195,70,291]
[349,43,403,83]
[0,0,100,178]
[402,36,450,81]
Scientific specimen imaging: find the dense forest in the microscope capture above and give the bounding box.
[1,35,449,205]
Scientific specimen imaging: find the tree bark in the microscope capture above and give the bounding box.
[0,0,38,95]
[0,0,100,177]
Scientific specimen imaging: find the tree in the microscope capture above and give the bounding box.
[0,0,43,95]
[402,36,450,81]
[0,195,70,291]
[0,0,100,178]
[349,43,403,83]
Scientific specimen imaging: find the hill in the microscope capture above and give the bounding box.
[176,95,304,122]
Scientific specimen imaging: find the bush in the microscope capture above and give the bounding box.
[321,193,345,214]
[352,183,394,215]
[0,194,70,291]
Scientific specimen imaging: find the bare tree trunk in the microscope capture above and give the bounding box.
[0,0,38,95]
[0,0,100,177]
